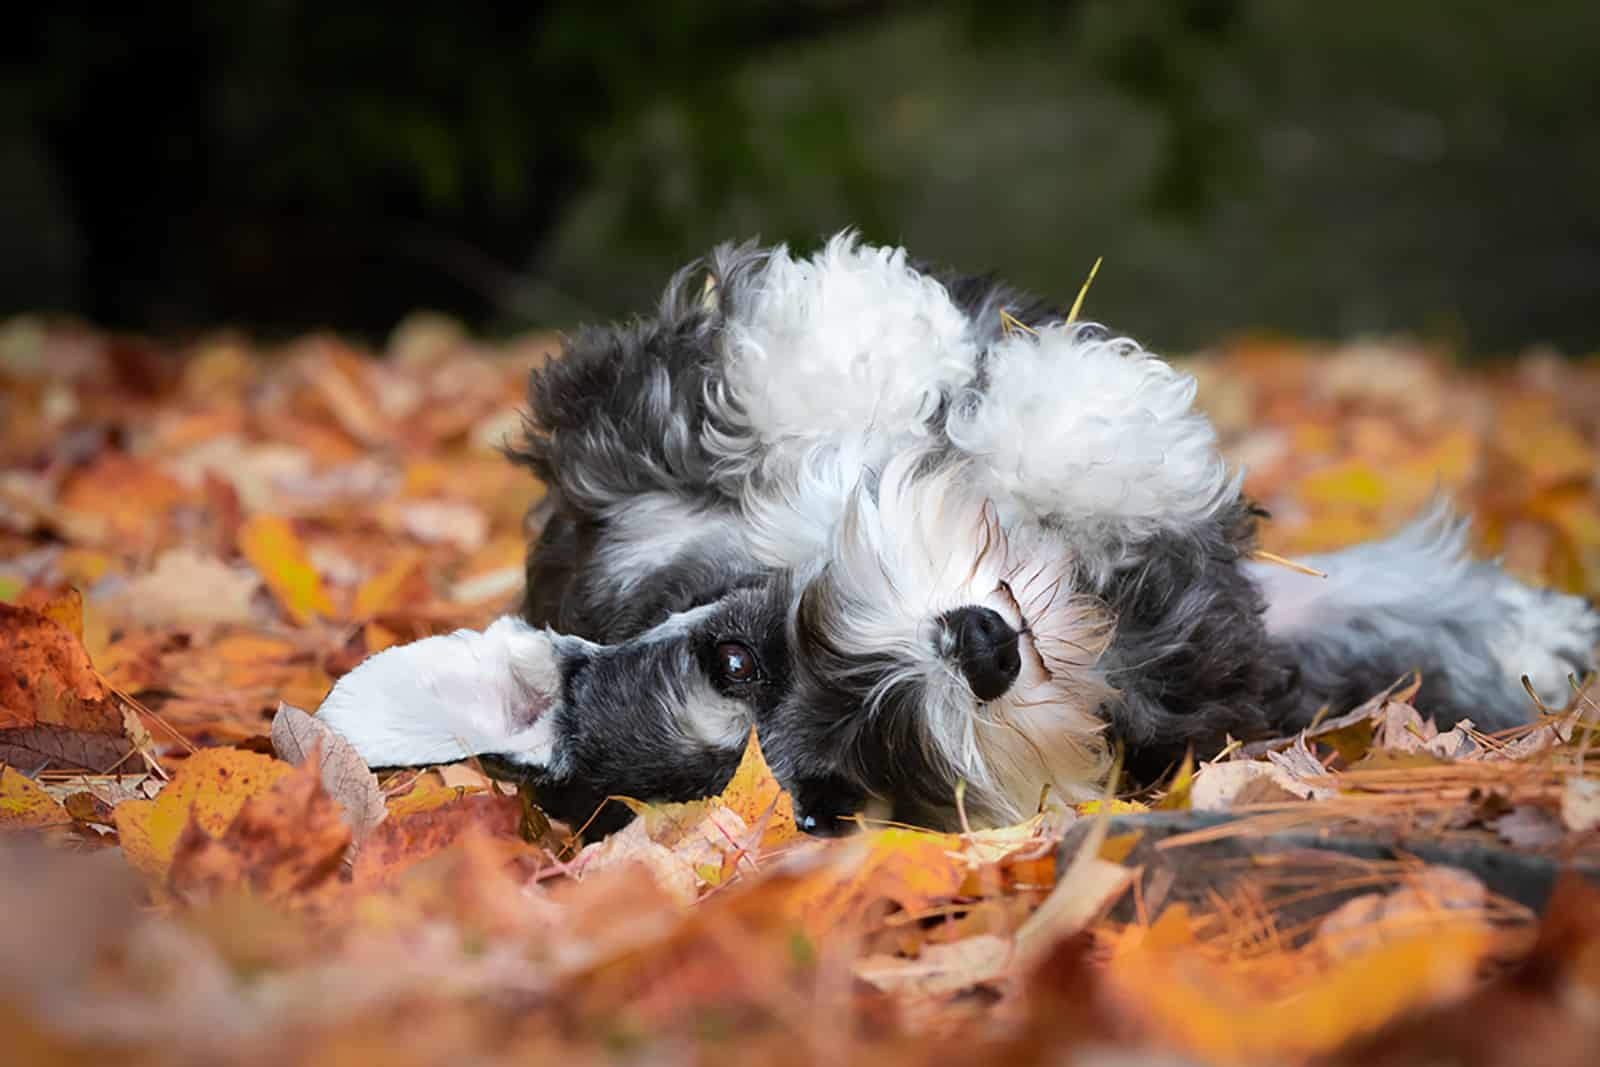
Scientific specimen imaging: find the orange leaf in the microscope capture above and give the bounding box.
[0,602,131,772]
[238,515,334,625]
[785,827,968,937]
[352,549,425,619]
[351,791,528,887]
[114,748,294,880]
[167,752,350,900]
[1106,924,1491,1063]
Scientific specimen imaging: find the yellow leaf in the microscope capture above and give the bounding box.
[716,729,801,849]
[1298,460,1390,509]
[238,515,334,626]
[385,775,485,820]
[1,765,71,830]
[1074,797,1149,817]
[113,748,294,880]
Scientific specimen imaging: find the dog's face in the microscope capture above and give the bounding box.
[479,451,1113,837]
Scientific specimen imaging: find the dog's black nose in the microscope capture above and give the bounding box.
[940,606,1021,701]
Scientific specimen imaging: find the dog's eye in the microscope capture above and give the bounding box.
[716,641,759,684]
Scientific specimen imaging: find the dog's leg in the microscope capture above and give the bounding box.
[1249,502,1600,731]
[946,323,1239,584]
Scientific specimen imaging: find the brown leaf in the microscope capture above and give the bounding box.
[269,702,386,852]
[167,752,350,900]
[107,548,262,627]
[114,748,294,880]
[854,935,1013,996]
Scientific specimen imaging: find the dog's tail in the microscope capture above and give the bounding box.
[1246,501,1599,733]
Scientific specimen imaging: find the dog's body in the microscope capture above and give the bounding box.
[318,234,1600,835]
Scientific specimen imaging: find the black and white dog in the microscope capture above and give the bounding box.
[318,233,1599,836]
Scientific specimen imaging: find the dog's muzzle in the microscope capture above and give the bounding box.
[938,606,1022,701]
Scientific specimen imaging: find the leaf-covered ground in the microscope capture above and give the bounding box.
[2,317,1599,1066]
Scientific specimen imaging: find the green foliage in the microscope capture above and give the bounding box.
[3,1,1597,353]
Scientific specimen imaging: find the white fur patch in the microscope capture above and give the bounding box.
[815,452,1113,820]
[678,679,755,749]
[315,615,579,771]
[947,323,1237,577]
[598,492,744,592]
[705,232,978,500]
[1251,501,1600,717]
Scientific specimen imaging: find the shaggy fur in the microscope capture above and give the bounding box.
[317,232,1600,836]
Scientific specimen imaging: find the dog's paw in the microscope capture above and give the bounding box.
[946,323,1238,561]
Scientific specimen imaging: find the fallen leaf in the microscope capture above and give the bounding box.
[0,602,132,772]
[167,752,350,900]
[1317,866,1489,958]
[785,828,969,937]
[384,774,483,819]
[1491,805,1567,849]
[270,702,387,852]
[350,790,528,888]
[113,748,294,879]
[1107,924,1493,1062]
[0,765,72,830]
[1189,757,1333,810]
[854,935,1012,996]
[237,515,334,625]
[107,548,262,627]
[717,729,801,849]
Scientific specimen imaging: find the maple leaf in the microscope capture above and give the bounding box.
[167,751,350,900]
[114,748,294,880]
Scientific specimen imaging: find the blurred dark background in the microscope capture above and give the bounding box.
[3,1,1596,354]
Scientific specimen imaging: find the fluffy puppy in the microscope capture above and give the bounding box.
[317,233,1600,835]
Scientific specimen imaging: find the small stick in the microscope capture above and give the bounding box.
[1250,549,1328,578]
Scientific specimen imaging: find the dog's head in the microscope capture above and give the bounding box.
[319,452,1113,835]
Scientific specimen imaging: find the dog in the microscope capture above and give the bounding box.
[317,233,1600,836]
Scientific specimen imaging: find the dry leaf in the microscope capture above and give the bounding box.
[108,548,262,627]
[167,752,350,900]
[238,514,334,625]
[270,702,387,851]
[1561,776,1600,833]
[113,748,294,879]
[0,602,132,772]
[0,765,72,830]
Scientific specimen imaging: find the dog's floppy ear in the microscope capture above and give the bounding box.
[315,616,576,771]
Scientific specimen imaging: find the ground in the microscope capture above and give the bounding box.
[2,316,1598,1065]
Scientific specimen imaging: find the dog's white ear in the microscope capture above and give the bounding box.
[314,615,568,771]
